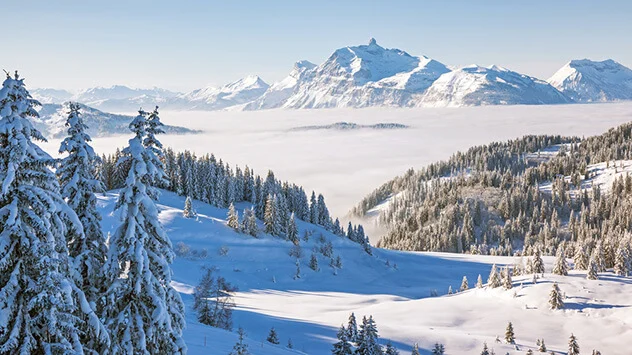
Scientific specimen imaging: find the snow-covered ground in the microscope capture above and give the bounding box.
[98,190,632,355]
[41,103,632,233]
[540,160,632,196]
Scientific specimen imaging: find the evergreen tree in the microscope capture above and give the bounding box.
[356,315,382,355]
[267,327,280,344]
[488,264,501,288]
[568,334,579,355]
[502,267,513,290]
[193,267,236,330]
[504,322,515,344]
[587,256,599,280]
[480,342,490,355]
[0,72,108,354]
[287,212,299,245]
[241,208,258,237]
[549,282,564,310]
[227,202,240,230]
[533,247,545,275]
[476,274,484,288]
[526,350,533,355]
[57,102,108,310]
[430,343,445,355]
[412,344,421,355]
[347,312,359,343]
[332,325,354,355]
[574,243,589,271]
[385,341,399,355]
[103,109,186,354]
[264,194,279,235]
[310,253,320,271]
[293,259,301,280]
[538,339,547,352]
[229,327,250,355]
[614,244,629,276]
[552,247,569,276]
[310,191,319,224]
[183,196,196,218]
[287,338,293,349]
[460,276,469,291]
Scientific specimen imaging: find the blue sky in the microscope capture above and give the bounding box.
[5,1,631,91]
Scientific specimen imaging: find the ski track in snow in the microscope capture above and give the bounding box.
[98,190,632,355]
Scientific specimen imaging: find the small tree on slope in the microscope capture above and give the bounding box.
[227,202,240,230]
[549,282,564,310]
[332,325,354,355]
[385,341,399,355]
[356,315,382,355]
[504,322,515,344]
[346,312,359,343]
[568,334,580,355]
[587,256,599,280]
[229,327,251,355]
[488,264,501,288]
[183,196,196,218]
[552,247,569,276]
[102,109,186,354]
[430,343,444,355]
[460,276,469,291]
[0,72,108,354]
[412,344,421,355]
[267,327,280,344]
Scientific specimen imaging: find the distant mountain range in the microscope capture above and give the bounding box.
[32,39,632,111]
[35,102,196,139]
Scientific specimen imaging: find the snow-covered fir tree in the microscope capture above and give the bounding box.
[183,196,196,218]
[57,102,108,306]
[0,72,108,354]
[310,253,320,271]
[287,212,299,245]
[264,193,280,235]
[552,247,569,276]
[241,208,258,237]
[538,339,547,352]
[293,258,301,280]
[460,276,469,291]
[568,334,579,355]
[502,267,513,290]
[102,109,186,354]
[227,202,240,230]
[574,242,588,271]
[480,342,490,355]
[587,256,599,280]
[229,327,250,355]
[533,247,545,275]
[266,327,280,344]
[332,325,354,355]
[356,315,382,355]
[549,282,564,310]
[526,349,533,355]
[614,243,629,276]
[476,274,484,288]
[488,264,501,288]
[347,312,359,343]
[412,344,421,355]
[384,341,399,355]
[193,267,236,330]
[430,343,444,355]
[504,322,515,344]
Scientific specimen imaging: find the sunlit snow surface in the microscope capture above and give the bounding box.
[96,190,632,355]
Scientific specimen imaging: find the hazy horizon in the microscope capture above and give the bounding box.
[5,0,632,92]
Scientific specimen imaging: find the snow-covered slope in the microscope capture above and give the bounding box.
[277,38,451,109]
[31,88,73,104]
[419,65,571,107]
[95,190,632,354]
[179,75,270,110]
[243,61,316,110]
[548,59,632,102]
[36,102,195,138]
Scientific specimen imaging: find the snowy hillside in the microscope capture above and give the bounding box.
[178,75,270,110]
[419,65,571,107]
[36,102,196,138]
[548,59,632,102]
[539,159,632,196]
[95,190,631,354]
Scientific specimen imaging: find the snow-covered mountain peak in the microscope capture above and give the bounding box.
[547,59,632,102]
[222,75,269,92]
[368,37,378,46]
